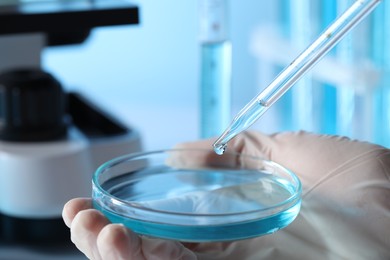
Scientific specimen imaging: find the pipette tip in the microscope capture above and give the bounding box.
[213,142,226,155]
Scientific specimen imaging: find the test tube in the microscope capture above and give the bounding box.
[372,0,390,147]
[289,0,315,131]
[213,0,382,155]
[199,0,232,139]
[319,0,338,135]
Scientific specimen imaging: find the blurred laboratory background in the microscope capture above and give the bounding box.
[1,0,390,259]
[43,0,390,149]
[42,0,274,150]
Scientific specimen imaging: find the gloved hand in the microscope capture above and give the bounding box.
[62,131,390,260]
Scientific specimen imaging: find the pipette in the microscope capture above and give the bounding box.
[213,0,382,155]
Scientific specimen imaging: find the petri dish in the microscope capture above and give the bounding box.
[92,149,302,242]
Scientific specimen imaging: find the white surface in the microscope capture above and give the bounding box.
[0,129,92,218]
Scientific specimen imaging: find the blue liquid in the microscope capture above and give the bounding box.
[94,202,300,242]
[93,167,301,242]
[200,41,232,139]
[371,2,390,147]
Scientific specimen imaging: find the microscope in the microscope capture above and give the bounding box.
[0,0,142,244]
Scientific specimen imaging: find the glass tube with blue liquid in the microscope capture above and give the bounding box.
[199,0,232,139]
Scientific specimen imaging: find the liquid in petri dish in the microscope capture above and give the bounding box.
[94,166,301,242]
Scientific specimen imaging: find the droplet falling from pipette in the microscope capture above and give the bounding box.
[213,143,226,155]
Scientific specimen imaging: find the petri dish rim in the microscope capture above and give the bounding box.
[92,148,302,218]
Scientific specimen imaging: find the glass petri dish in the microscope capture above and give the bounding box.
[92,149,302,242]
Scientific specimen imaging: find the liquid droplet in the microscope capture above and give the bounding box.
[213,143,226,155]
